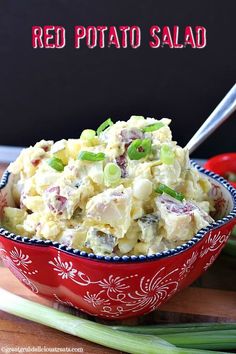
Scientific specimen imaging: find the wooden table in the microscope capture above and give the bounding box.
[1,163,236,353]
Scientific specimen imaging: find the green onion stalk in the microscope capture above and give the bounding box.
[112,322,236,334]
[0,288,223,354]
[112,323,236,350]
[160,330,236,350]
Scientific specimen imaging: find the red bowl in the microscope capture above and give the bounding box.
[204,153,236,189]
[0,162,236,319]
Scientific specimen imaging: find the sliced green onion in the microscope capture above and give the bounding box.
[155,183,185,202]
[143,122,164,132]
[127,138,152,160]
[112,322,236,335]
[97,118,113,135]
[47,157,65,172]
[78,151,105,161]
[160,145,175,165]
[104,163,121,186]
[80,129,96,141]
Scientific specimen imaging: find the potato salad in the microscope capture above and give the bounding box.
[1,116,214,256]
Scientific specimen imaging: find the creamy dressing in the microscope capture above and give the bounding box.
[1,116,214,256]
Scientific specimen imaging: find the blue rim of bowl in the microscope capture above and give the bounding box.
[0,160,236,263]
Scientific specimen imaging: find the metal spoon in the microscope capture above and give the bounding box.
[185,83,236,154]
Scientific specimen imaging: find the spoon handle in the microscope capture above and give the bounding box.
[185,83,236,154]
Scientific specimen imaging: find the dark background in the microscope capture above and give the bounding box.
[0,0,235,158]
